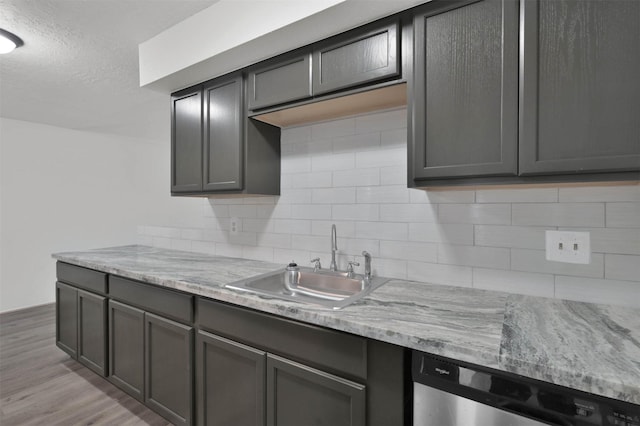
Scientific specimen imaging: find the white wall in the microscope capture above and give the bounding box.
[139,108,640,308]
[0,118,203,313]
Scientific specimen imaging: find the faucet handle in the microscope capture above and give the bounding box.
[310,258,321,271]
[346,261,360,278]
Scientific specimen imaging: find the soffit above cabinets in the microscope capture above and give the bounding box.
[139,0,429,93]
[252,83,407,128]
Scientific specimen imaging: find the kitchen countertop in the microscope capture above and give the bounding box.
[52,245,640,405]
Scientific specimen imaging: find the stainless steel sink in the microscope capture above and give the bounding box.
[225,267,389,309]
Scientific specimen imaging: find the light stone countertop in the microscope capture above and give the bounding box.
[52,245,640,405]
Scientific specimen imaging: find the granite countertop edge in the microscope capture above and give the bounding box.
[52,245,640,405]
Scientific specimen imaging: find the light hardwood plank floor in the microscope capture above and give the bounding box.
[0,303,172,425]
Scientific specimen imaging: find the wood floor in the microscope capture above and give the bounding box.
[0,304,172,425]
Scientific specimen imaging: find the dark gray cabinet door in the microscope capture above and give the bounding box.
[266,354,365,426]
[248,52,312,110]
[313,21,399,96]
[519,0,640,175]
[411,0,519,181]
[145,312,193,426]
[171,86,203,193]
[197,330,266,426]
[77,289,107,376]
[108,300,144,402]
[55,281,77,359]
[203,74,243,192]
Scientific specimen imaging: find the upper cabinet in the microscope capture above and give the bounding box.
[171,72,281,197]
[247,19,401,113]
[410,0,518,181]
[409,0,640,187]
[312,21,399,96]
[171,86,203,193]
[247,50,312,111]
[519,0,640,176]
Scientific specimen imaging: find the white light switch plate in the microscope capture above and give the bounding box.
[545,230,591,264]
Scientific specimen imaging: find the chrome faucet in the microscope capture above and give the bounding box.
[330,224,338,271]
[362,251,372,280]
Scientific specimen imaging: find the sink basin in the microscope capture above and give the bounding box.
[225,267,389,309]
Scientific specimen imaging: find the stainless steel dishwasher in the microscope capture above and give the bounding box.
[412,350,640,426]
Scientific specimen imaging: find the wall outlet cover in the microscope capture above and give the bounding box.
[545,230,591,264]
[230,217,240,235]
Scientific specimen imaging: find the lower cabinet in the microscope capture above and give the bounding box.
[266,354,365,426]
[108,300,144,401]
[55,281,107,376]
[197,331,266,426]
[197,330,365,426]
[108,300,194,426]
[56,264,407,426]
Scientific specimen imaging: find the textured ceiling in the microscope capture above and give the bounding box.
[0,0,217,141]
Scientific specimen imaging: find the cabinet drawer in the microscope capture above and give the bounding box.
[312,20,399,96]
[57,262,107,295]
[248,51,312,110]
[109,276,193,324]
[198,298,367,380]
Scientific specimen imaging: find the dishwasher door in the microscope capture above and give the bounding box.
[414,382,550,426]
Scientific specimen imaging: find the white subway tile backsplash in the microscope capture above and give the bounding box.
[476,188,558,203]
[555,276,640,308]
[281,156,311,174]
[312,188,356,204]
[355,108,406,133]
[290,171,332,189]
[438,245,510,270]
[559,185,640,202]
[605,254,640,282]
[355,221,408,241]
[606,203,640,228]
[257,233,291,249]
[380,166,405,185]
[333,168,380,187]
[512,203,605,227]
[379,203,437,223]
[372,258,408,280]
[511,249,604,278]
[311,152,355,171]
[473,269,555,298]
[215,243,242,258]
[438,204,511,225]
[312,220,356,238]
[228,204,257,219]
[475,225,547,249]
[380,128,406,148]
[291,235,329,253]
[332,204,379,221]
[409,223,474,245]
[242,219,274,233]
[291,204,332,220]
[407,262,473,287]
[355,147,405,168]
[274,219,312,235]
[242,246,274,262]
[357,185,410,204]
[380,240,437,262]
[311,117,355,139]
[140,109,638,307]
[558,226,640,255]
[415,190,475,204]
[333,133,380,152]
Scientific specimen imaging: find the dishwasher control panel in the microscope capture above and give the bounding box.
[412,351,639,426]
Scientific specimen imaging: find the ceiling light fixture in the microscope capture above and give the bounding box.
[0,28,24,54]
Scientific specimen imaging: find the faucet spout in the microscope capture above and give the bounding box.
[330,224,338,271]
[362,251,372,280]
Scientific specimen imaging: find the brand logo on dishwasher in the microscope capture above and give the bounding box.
[435,367,450,375]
